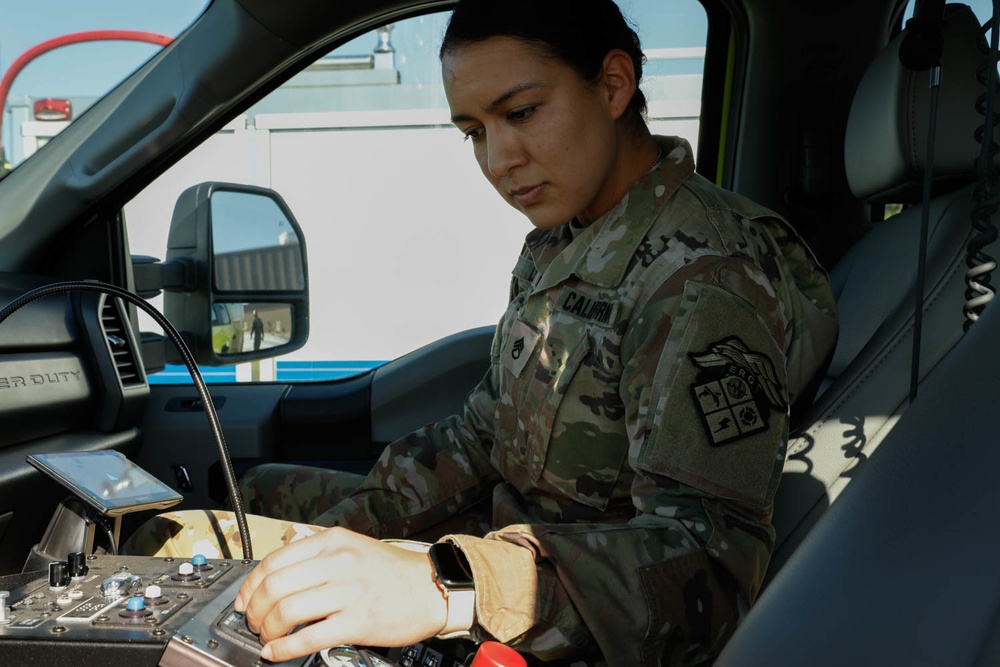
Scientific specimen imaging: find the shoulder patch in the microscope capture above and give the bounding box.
[688,336,785,446]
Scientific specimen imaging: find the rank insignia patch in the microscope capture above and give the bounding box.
[689,336,785,446]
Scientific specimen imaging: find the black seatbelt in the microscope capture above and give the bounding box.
[898,0,946,402]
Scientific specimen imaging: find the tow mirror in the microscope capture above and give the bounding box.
[135,182,309,368]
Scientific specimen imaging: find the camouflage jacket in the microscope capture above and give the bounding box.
[327,136,838,666]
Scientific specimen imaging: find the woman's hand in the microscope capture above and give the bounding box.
[233,527,448,662]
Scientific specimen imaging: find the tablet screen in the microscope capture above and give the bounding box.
[28,451,182,516]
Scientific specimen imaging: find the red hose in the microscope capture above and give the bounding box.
[0,30,173,158]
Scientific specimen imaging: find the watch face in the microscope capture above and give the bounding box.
[429,542,474,589]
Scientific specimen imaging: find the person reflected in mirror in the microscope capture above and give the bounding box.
[251,309,264,351]
[124,1,838,664]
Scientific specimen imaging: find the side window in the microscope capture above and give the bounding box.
[903,0,994,25]
[126,1,708,384]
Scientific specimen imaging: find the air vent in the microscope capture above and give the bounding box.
[101,298,144,388]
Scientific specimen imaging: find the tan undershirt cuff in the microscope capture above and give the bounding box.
[441,533,538,643]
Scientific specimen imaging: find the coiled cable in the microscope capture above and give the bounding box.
[966,10,1000,330]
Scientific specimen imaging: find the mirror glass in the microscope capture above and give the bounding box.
[211,302,294,355]
[211,191,305,292]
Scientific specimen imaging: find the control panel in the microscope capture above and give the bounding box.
[0,552,311,666]
[0,553,518,667]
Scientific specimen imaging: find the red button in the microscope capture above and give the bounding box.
[470,641,527,667]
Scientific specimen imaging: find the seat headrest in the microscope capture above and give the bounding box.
[845,4,988,204]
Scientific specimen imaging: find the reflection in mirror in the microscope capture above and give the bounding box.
[211,302,294,355]
[211,191,305,292]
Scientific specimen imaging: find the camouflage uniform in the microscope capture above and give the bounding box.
[125,136,837,667]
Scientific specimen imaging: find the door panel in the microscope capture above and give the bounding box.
[136,326,492,509]
[370,325,493,444]
[136,383,290,511]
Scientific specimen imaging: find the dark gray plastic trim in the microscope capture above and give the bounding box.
[370,326,493,444]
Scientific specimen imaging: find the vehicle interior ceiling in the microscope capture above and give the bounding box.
[0,0,991,614]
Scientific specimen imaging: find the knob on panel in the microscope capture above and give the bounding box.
[67,552,88,579]
[48,561,69,591]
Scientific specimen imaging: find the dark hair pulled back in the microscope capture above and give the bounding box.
[440,0,648,121]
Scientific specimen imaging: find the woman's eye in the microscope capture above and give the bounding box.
[508,106,537,122]
[463,127,485,143]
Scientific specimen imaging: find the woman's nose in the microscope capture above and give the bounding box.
[485,127,524,178]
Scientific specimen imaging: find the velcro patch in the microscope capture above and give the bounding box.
[689,337,784,446]
[636,280,788,507]
[500,320,541,379]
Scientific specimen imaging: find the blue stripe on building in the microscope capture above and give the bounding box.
[147,360,386,384]
[276,360,385,381]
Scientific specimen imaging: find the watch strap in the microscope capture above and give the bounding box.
[428,542,476,639]
[436,586,476,639]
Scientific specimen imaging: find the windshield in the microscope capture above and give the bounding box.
[0,0,209,177]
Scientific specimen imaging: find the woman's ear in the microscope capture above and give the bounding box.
[600,49,638,121]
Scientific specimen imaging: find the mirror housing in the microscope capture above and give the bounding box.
[160,182,309,366]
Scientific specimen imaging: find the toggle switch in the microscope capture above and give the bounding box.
[101,572,143,599]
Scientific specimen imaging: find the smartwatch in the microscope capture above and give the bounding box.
[428,541,476,639]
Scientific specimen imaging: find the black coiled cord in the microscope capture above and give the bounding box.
[966,13,1000,330]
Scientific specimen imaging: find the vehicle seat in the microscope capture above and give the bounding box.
[767,3,999,578]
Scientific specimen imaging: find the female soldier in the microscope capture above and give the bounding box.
[126,1,837,664]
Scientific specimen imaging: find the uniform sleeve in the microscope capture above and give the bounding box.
[323,341,504,540]
[449,255,793,666]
